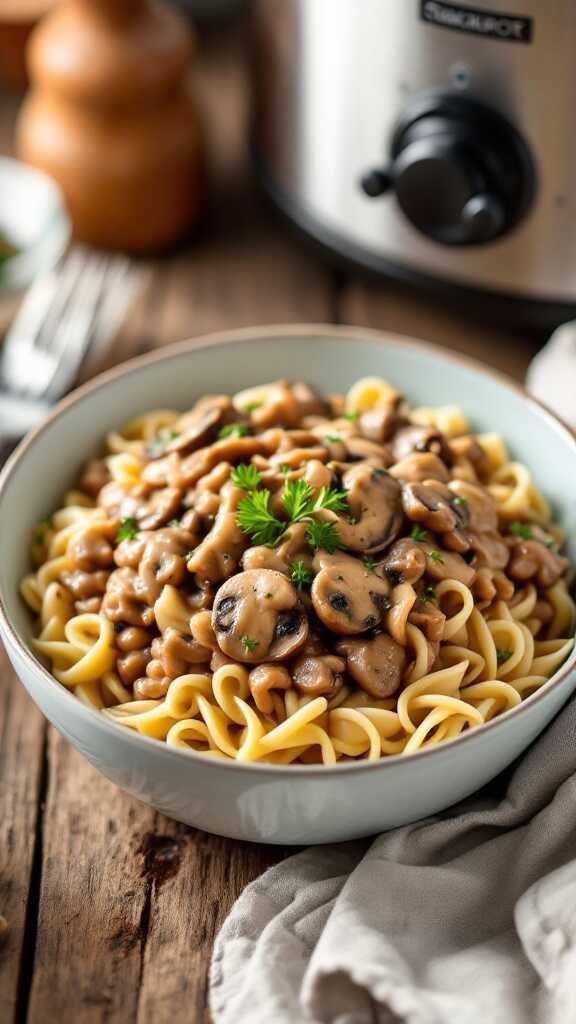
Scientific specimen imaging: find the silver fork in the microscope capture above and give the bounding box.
[0,248,139,440]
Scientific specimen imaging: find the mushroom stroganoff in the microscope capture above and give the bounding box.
[22,376,575,764]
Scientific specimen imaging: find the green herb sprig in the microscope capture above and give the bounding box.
[116,517,139,542]
[510,521,533,540]
[496,647,513,665]
[410,524,429,542]
[218,423,250,440]
[230,463,262,491]
[236,478,347,552]
[290,560,314,589]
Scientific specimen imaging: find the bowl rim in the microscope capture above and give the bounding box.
[1,322,575,776]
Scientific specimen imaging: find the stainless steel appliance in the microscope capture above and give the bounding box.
[252,0,576,325]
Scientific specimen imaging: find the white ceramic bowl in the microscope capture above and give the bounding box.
[1,326,575,845]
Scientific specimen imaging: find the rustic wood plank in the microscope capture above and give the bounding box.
[25,729,157,1024]
[0,651,46,1022]
[339,279,542,382]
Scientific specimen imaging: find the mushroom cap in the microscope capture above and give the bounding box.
[311,552,391,635]
[318,465,402,555]
[292,654,345,696]
[211,569,308,663]
[336,634,407,699]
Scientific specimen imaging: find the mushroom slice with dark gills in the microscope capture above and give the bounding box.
[212,569,308,663]
[401,480,466,534]
[381,538,427,586]
[336,634,406,699]
[311,552,391,635]
[391,424,451,464]
[316,465,402,555]
[389,452,450,484]
[292,653,345,697]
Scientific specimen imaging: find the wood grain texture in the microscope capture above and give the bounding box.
[0,651,45,1022]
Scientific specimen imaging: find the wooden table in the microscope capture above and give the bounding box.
[0,24,546,1024]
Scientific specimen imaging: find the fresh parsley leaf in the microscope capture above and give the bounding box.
[343,410,359,422]
[429,549,444,564]
[241,636,259,653]
[496,647,513,665]
[236,490,284,546]
[218,423,250,440]
[422,585,436,603]
[451,496,467,507]
[410,524,428,542]
[230,463,262,491]
[305,519,342,553]
[168,518,180,527]
[290,560,314,589]
[116,517,139,542]
[510,521,533,540]
[146,428,178,457]
[363,558,378,574]
[243,401,262,413]
[279,463,292,476]
[34,517,53,542]
[324,434,342,444]
[282,479,316,521]
[312,486,348,515]
[544,537,555,549]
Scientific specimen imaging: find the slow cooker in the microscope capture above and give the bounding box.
[252,0,576,326]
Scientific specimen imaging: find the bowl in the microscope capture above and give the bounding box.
[0,157,71,330]
[1,325,575,844]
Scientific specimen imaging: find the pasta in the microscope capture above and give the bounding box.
[22,376,575,765]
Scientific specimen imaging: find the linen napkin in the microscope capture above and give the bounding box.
[209,327,576,1024]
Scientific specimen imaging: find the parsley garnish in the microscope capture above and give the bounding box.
[363,558,378,574]
[305,519,342,553]
[243,401,262,413]
[116,517,139,542]
[496,647,513,665]
[451,496,467,507]
[230,463,262,491]
[410,524,429,542]
[146,428,178,457]
[510,521,533,540]
[429,549,444,564]
[241,636,259,653]
[422,585,436,603]
[324,434,342,444]
[290,560,314,589]
[168,518,180,527]
[343,411,359,422]
[34,516,53,540]
[279,463,292,475]
[218,423,250,440]
[544,537,555,549]
[236,478,347,551]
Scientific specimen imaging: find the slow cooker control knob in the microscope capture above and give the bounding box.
[361,94,534,246]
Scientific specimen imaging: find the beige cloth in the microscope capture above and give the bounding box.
[210,696,576,1023]
[209,340,576,1024]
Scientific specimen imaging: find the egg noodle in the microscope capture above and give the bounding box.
[22,377,575,765]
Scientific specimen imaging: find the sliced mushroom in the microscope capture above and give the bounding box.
[468,531,509,571]
[249,380,328,430]
[318,465,402,554]
[389,452,450,484]
[401,480,464,534]
[311,552,391,635]
[381,538,427,586]
[507,539,568,589]
[358,398,403,443]
[336,634,406,699]
[79,458,110,498]
[417,542,476,586]
[139,527,196,603]
[448,480,498,533]
[449,435,491,480]
[391,424,451,464]
[249,664,292,714]
[162,405,226,457]
[141,437,268,490]
[211,569,308,663]
[292,653,345,697]
[67,521,117,572]
[186,483,248,582]
[344,436,393,465]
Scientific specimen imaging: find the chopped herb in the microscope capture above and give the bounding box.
[243,401,262,413]
[545,537,555,549]
[305,519,342,554]
[168,518,180,527]
[496,647,513,665]
[451,496,467,507]
[510,521,533,540]
[343,410,359,422]
[218,423,250,440]
[236,489,284,546]
[324,434,342,444]
[145,428,178,457]
[241,636,259,653]
[289,560,314,590]
[363,558,378,574]
[429,549,444,564]
[116,517,139,542]
[230,463,262,491]
[265,592,273,599]
[410,524,428,542]
[422,585,436,603]
[282,478,348,522]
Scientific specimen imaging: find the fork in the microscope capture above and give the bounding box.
[0,248,140,440]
